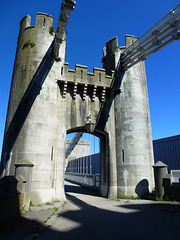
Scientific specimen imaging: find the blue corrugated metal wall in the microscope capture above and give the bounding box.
[66,135,180,175]
[153,135,180,173]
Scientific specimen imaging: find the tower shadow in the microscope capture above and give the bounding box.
[0,44,55,175]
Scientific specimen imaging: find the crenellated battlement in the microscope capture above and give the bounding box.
[59,62,114,88]
[20,13,54,33]
[18,13,55,55]
[57,62,114,102]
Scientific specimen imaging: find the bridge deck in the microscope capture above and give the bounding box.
[1,181,180,239]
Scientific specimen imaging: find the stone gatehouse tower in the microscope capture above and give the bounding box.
[0,9,154,204]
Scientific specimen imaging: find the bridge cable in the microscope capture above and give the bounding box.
[121,4,180,70]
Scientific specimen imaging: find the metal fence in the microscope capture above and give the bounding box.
[64,172,100,189]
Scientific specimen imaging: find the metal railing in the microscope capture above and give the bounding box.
[65,172,100,189]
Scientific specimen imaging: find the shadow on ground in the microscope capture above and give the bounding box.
[65,181,100,197]
[1,182,180,240]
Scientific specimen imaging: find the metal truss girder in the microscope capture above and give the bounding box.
[121,4,180,71]
[52,0,76,58]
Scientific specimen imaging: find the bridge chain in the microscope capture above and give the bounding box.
[121,4,180,70]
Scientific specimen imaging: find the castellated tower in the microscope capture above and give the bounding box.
[1,13,67,203]
[103,36,154,197]
[1,9,154,204]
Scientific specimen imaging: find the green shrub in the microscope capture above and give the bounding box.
[49,26,55,35]
[23,40,35,49]
[55,57,61,62]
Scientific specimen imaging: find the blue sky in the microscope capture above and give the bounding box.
[0,0,180,155]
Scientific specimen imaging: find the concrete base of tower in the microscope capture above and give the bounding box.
[108,186,118,199]
[100,184,108,198]
[30,187,65,205]
[117,183,153,199]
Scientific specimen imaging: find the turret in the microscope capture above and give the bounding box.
[103,36,154,198]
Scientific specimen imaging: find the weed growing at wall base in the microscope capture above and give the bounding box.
[46,202,54,205]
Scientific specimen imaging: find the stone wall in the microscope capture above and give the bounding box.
[0,176,20,225]
[1,11,155,203]
[66,139,90,160]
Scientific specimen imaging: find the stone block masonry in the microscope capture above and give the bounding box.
[0,5,154,205]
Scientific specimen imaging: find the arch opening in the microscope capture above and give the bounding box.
[64,128,109,198]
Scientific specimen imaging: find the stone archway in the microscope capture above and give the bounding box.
[0,11,154,205]
[66,128,110,198]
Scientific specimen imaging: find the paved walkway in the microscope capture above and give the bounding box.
[1,181,180,240]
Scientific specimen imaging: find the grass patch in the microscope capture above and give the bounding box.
[29,201,36,211]
[131,196,141,200]
[54,207,59,211]
[116,199,121,202]
[30,201,35,207]
[62,201,66,208]
[46,202,54,205]
[156,197,164,201]
[155,197,178,202]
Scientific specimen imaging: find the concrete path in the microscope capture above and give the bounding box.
[1,181,180,240]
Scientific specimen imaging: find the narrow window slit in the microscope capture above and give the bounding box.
[122,149,125,162]
[81,70,83,79]
[99,73,101,81]
[51,147,53,161]
[43,19,46,27]
[61,67,63,75]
